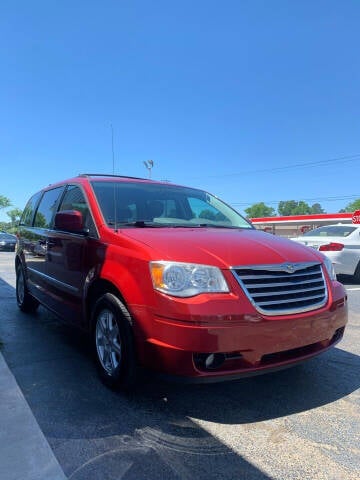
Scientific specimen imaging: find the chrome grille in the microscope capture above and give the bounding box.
[231,262,328,315]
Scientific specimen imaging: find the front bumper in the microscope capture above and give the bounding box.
[132,283,348,381]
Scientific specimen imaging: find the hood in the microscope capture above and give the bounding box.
[120,227,323,268]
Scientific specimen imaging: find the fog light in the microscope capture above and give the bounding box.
[194,352,226,370]
[205,354,215,369]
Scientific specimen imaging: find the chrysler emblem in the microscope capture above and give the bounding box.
[285,264,295,274]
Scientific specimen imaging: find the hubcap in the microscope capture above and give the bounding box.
[95,309,122,375]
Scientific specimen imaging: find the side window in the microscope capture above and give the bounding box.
[34,187,64,228]
[20,191,42,226]
[59,185,97,236]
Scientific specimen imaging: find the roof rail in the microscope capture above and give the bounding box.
[78,173,148,181]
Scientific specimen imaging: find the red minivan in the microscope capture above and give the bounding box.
[15,174,348,390]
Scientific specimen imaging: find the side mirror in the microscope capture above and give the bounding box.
[54,210,85,233]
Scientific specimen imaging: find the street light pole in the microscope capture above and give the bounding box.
[143,160,154,178]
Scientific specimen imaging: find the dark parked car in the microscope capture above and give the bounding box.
[15,174,348,391]
[0,231,17,251]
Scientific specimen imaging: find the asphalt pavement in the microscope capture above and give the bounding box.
[0,254,66,480]
[0,252,359,480]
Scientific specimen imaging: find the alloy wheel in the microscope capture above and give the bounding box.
[17,269,25,304]
[95,309,122,375]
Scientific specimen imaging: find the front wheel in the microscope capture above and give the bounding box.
[92,293,137,391]
[16,264,39,313]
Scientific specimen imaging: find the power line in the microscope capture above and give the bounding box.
[183,153,360,180]
[232,194,360,207]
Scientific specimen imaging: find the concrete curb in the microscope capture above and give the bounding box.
[0,352,67,480]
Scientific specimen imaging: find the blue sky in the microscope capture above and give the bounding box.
[1,0,360,221]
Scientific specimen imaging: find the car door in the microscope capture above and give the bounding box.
[340,228,360,275]
[19,187,65,304]
[45,184,100,325]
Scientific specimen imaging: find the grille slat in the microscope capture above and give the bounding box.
[251,285,326,298]
[247,278,322,288]
[232,262,328,315]
[257,293,326,306]
[238,270,320,280]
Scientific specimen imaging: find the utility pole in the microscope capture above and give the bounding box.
[111,123,115,174]
[143,160,154,178]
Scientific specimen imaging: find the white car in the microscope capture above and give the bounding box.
[291,224,360,280]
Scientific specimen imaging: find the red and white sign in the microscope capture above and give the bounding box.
[352,210,360,224]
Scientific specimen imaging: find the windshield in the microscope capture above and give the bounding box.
[303,225,357,237]
[91,181,253,229]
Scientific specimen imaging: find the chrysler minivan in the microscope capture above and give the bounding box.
[15,174,348,390]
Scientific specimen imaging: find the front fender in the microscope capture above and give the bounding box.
[99,246,155,308]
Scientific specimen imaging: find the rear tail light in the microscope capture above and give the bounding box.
[319,242,344,252]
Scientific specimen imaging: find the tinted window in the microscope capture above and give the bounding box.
[188,197,229,223]
[304,225,357,237]
[59,185,97,236]
[20,191,42,226]
[34,187,64,228]
[91,181,253,229]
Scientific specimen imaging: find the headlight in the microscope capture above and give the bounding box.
[150,261,230,297]
[322,255,336,281]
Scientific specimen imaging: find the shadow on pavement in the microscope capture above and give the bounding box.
[0,275,358,480]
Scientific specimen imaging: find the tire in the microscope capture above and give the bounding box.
[92,293,137,391]
[16,264,39,313]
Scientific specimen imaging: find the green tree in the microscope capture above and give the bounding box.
[339,199,360,212]
[292,201,312,215]
[278,200,298,216]
[310,203,325,214]
[0,221,9,231]
[277,200,325,216]
[244,202,276,218]
[0,195,11,210]
[6,208,23,225]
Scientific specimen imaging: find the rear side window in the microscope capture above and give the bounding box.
[20,191,42,226]
[34,187,64,228]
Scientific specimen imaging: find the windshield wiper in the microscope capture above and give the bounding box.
[108,221,246,229]
[110,221,166,228]
[192,223,240,229]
